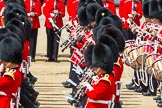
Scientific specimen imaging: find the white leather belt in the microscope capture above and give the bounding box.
[0,91,7,96]
[88,98,111,104]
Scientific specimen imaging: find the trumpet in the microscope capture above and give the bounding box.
[59,26,83,52]
[57,16,78,33]
[67,67,95,103]
[59,24,91,52]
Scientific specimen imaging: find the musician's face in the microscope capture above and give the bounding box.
[151,18,160,24]
[90,21,96,28]
[145,17,151,23]
[94,67,106,75]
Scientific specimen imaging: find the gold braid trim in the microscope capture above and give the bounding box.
[114,57,121,67]
[3,68,16,80]
[99,74,111,85]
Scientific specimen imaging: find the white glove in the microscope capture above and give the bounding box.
[72,64,83,75]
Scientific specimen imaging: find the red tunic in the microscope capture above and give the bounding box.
[102,0,116,15]
[0,0,5,27]
[157,29,162,54]
[67,0,78,21]
[43,0,65,28]
[119,0,125,18]
[113,57,123,102]
[85,73,115,108]
[119,0,142,29]
[24,0,42,29]
[22,40,30,62]
[0,69,23,108]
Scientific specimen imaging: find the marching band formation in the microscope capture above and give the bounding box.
[61,0,162,108]
[0,0,162,108]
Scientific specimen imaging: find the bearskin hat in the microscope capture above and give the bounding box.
[0,28,9,41]
[158,0,162,22]
[78,0,86,9]
[6,24,25,46]
[103,24,125,53]
[2,32,23,47]
[95,7,112,25]
[92,43,114,74]
[0,36,23,64]
[4,12,21,25]
[84,44,94,68]
[85,0,96,4]
[109,14,123,33]
[19,14,31,41]
[4,0,25,7]
[77,6,89,26]
[86,3,101,22]
[5,18,25,34]
[85,0,103,6]
[149,0,160,19]
[0,28,9,35]
[99,16,117,27]
[93,25,105,42]
[158,0,162,11]
[3,0,8,4]
[97,34,119,62]
[5,2,25,10]
[143,0,150,18]
[4,3,26,16]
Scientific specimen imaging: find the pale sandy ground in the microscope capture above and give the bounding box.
[29,7,160,108]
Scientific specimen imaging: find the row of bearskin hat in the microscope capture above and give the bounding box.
[0,0,39,108]
[58,0,126,108]
[122,0,162,108]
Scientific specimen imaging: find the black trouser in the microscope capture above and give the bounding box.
[150,76,158,95]
[46,28,60,60]
[40,0,44,5]
[114,102,122,108]
[69,50,75,80]
[20,91,34,108]
[30,29,38,60]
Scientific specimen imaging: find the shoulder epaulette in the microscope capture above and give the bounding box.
[114,57,121,67]
[99,74,111,85]
[3,68,16,80]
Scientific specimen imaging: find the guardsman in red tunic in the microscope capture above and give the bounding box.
[24,0,42,62]
[67,0,78,21]
[43,0,65,62]
[102,0,116,15]
[119,0,125,20]
[81,43,115,108]
[0,0,5,28]
[119,0,142,40]
[0,36,23,108]
[102,25,125,108]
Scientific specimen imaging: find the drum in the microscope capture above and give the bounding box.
[124,41,136,66]
[125,40,135,47]
[128,47,140,69]
[136,44,154,66]
[145,53,160,75]
[152,58,162,81]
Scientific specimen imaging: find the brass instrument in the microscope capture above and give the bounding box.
[66,67,95,104]
[59,24,91,52]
